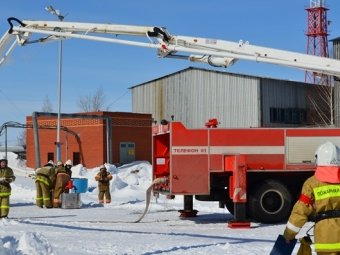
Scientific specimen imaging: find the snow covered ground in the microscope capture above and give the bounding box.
[0,152,316,255]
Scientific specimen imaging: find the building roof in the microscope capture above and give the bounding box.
[129,66,308,89]
[330,37,340,42]
[0,146,25,152]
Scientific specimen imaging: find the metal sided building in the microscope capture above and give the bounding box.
[332,37,340,61]
[131,67,328,129]
[331,37,340,126]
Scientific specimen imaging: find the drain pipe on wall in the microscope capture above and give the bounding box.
[106,117,112,164]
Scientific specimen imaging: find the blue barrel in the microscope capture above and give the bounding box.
[71,178,88,193]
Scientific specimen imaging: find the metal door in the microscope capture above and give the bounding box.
[119,142,135,164]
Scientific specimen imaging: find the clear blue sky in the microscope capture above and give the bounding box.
[1,0,340,145]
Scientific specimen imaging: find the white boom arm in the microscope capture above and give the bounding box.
[1,17,340,78]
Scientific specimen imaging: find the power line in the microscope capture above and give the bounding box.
[0,89,26,116]
[106,90,130,110]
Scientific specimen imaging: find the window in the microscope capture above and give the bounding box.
[73,152,80,165]
[270,107,306,124]
[47,152,54,163]
[119,142,135,164]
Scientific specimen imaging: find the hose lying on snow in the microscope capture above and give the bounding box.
[134,177,167,223]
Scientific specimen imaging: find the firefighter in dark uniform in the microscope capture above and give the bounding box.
[63,160,74,193]
[95,165,113,204]
[53,160,71,208]
[0,158,16,218]
[35,160,55,208]
[283,142,340,255]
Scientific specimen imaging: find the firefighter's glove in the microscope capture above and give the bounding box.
[28,173,36,179]
[283,228,296,242]
[297,236,312,255]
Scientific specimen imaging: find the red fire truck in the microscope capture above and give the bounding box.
[152,119,340,225]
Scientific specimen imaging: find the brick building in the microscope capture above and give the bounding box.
[26,111,152,168]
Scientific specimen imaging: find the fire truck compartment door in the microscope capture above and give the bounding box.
[171,154,209,194]
[169,123,209,194]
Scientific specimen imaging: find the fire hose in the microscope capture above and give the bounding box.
[25,174,167,223]
[134,177,167,223]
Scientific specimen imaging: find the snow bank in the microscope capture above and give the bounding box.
[70,160,152,199]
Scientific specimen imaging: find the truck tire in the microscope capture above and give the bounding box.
[222,198,234,215]
[248,179,292,223]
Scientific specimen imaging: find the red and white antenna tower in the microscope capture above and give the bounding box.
[305,0,331,85]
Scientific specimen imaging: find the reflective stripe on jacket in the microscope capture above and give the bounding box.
[36,175,51,187]
[0,192,11,197]
[35,166,55,188]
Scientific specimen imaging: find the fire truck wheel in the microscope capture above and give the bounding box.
[248,179,292,223]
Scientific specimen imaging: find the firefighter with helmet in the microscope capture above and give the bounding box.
[0,158,16,218]
[95,165,113,204]
[283,141,340,255]
[53,160,71,208]
[35,160,55,208]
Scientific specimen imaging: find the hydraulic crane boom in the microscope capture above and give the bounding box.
[1,17,340,78]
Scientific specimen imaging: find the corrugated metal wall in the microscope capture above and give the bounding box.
[335,80,340,127]
[333,38,340,60]
[261,78,308,127]
[131,67,310,128]
[132,68,261,128]
[332,38,340,126]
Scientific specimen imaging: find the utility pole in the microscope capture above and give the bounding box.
[45,5,65,161]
